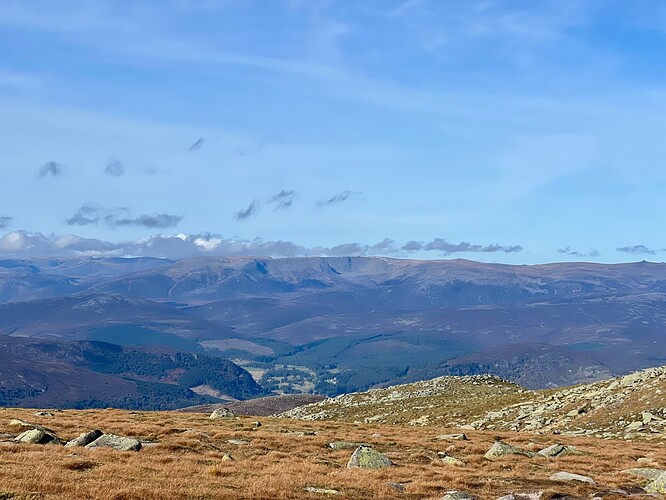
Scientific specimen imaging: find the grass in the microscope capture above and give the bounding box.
[0,408,664,499]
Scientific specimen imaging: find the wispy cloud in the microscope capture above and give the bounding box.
[0,216,13,229]
[268,190,295,210]
[104,159,125,177]
[317,190,359,207]
[235,200,258,220]
[66,203,183,229]
[188,137,206,151]
[557,246,600,258]
[38,161,64,178]
[402,238,522,255]
[616,245,660,255]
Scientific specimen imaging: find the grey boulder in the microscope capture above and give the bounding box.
[85,434,142,452]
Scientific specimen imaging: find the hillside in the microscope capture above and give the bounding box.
[0,337,263,410]
[280,365,666,441]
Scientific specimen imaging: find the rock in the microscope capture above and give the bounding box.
[346,446,394,469]
[252,421,262,428]
[621,468,664,480]
[637,457,657,465]
[10,420,61,445]
[645,471,666,494]
[33,412,53,418]
[15,429,60,445]
[549,471,596,485]
[436,433,467,441]
[221,453,234,461]
[536,444,581,458]
[85,434,142,452]
[625,421,643,432]
[496,493,543,500]
[441,492,477,500]
[386,482,406,493]
[484,441,529,460]
[437,452,465,466]
[328,441,369,450]
[304,487,338,495]
[227,439,250,446]
[65,430,103,448]
[210,407,236,419]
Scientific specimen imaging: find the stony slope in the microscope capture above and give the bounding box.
[280,366,666,441]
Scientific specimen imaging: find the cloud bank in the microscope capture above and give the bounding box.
[0,230,523,259]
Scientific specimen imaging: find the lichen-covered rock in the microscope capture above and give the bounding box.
[65,430,103,448]
[621,468,664,480]
[85,434,142,451]
[536,444,582,458]
[14,429,60,445]
[549,471,596,485]
[441,491,477,500]
[645,472,666,494]
[484,441,530,460]
[10,420,62,445]
[436,433,467,441]
[346,446,394,469]
[328,441,369,450]
[437,452,465,466]
[210,408,236,420]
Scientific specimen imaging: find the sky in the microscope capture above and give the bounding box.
[1,0,666,263]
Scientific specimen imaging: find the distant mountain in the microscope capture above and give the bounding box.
[0,337,263,409]
[1,256,666,395]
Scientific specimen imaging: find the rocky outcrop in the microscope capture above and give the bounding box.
[645,472,666,494]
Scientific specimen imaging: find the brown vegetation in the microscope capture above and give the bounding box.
[0,408,664,499]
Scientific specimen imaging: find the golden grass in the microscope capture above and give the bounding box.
[0,408,663,499]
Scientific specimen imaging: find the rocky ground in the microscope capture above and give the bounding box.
[279,367,666,441]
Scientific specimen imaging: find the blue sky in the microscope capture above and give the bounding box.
[1,0,666,262]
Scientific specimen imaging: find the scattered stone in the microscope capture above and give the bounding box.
[437,452,465,466]
[15,429,60,445]
[227,439,250,446]
[626,421,644,432]
[10,420,61,445]
[252,421,262,428]
[304,487,338,495]
[645,471,666,494]
[85,434,142,452]
[536,444,581,458]
[65,430,104,448]
[436,433,467,441]
[346,446,394,469]
[221,453,233,461]
[621,468,664,480]
[484,441,530,460]
[210,408,236,420]
[386,482,406,493]
[637,457,657,465]
[441,491,477,500]
[33,412,53,418]
[496,493,543,500]
[549,471,596,485]
[328,441,369,451]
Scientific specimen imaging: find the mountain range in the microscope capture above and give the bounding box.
[1,255,666,406]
